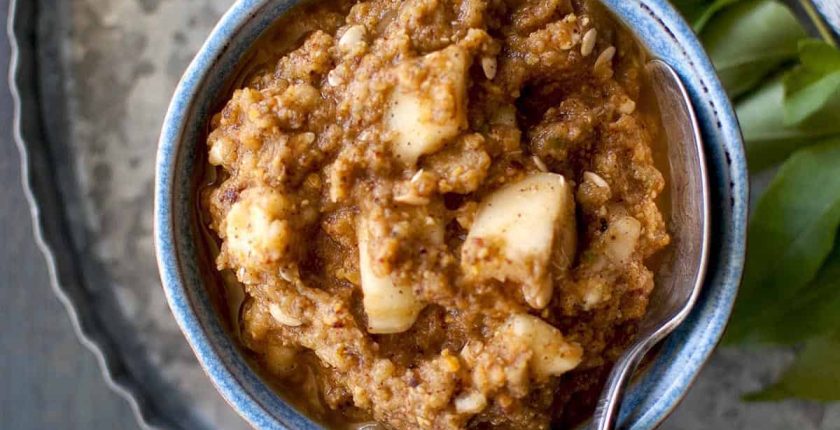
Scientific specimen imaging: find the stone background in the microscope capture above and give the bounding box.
[2,0,839,428]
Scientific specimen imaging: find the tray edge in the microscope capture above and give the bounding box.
[7,1,172,429]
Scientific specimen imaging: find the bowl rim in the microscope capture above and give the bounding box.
[154,0,748,429]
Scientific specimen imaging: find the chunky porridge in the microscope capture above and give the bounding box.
[200,0,669,428]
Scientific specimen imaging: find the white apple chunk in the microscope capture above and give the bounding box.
[461,173,576,309]
[603,215,642,265]
[502,314,583,380]
[357,215,425,334]
[224,187,293,270]
[386,45,470,165]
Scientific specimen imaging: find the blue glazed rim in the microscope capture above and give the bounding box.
[154,1,748,429]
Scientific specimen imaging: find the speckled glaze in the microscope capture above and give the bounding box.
[154,0,749,428]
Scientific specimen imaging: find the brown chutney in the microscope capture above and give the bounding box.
[200,0,670,428]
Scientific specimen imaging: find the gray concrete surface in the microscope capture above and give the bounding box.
[2,0,840,429]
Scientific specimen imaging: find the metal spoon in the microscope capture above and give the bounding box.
[591,59,711,430]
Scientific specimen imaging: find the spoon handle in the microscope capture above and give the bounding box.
[588,59,711,430]
[591,338,655,430]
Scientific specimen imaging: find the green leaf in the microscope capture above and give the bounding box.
[671,0,715,26]
[724,139,840,344]
[745,331,840,401]
[739,75,840,171]
[702,0,807,97]
[797,39,840,73]
[783,40,840,126]
[671,0,739,31]
[755,234,840,344]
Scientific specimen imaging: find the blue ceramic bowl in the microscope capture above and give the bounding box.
[155,1,748,428]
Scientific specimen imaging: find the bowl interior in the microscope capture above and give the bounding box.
[155,1,748,429]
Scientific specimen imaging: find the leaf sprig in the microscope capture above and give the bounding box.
[673,0,840,400]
